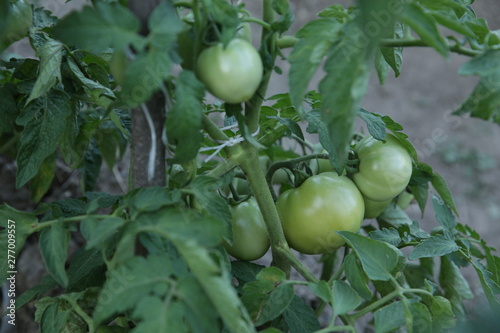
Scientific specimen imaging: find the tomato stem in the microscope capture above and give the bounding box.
[235,144,291,275]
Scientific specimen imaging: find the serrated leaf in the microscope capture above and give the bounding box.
[29,153,56,203]
[431,173,458,215]
[172,239,255,333]
[128,187,181,218]
[377,203,413,227]
[374,301,406,333]
[283,296,320,333]
[256,283,294,326]
[66,248,106,292]
[120,48,172,107]
[369,227,401,247]
[344,253,372,300]
[67,57,115,109]
[332,280,362,317]
[166,71,205,163]
[428,296,456,331]
[357,109,386,140]
[470,260,500,312]
[80,216,124,250]
[16,90,71,188]
[380,21,405,77]
[304,111,340,173]
[319,21,371,170]
[440,255,474,316]
[289,18,342,115]
[26,39,63,105]
[401,3,449,57]
[338,231,403,281]
[147,1,183,50]
[410,301,433,333]
[409,231,459,261]
[94,255,174,325]
[51,2,145,52]
[40,301,71,333]
[39,222,70,287]
[16,275,57,310]
[432,194,457,230]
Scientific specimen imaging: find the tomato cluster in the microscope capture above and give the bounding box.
[275,134,413,255]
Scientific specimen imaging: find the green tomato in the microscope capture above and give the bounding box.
[196,38,263,104]
[224,198,270,261]
[363,197,391,219]
[353,134,412,202]
[1,0,32,46]
[276,172,365,254]
[396,191,414,210]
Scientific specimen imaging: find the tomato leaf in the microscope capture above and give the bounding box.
[427,296,457,331]
[39,222,70,288]
[470,260,500,312]
[79,139,102,193]
[80,216,125,250]
[380,21,406,78]
[374,301,406,333]
[304,111,340,174]
[283,296,320,333]
[332,280,362,317]
[266,116,304,140]
[401,3,449,57]
[357,109,386,141]
[410,302,433,333]
[26,39,63,105]
[308,280,332,303]
[147,1,183,51]
[338,231,404,281]
[319,20,371,170]
[431,173,458,215]
[29,152,56,203]
[256,282,294,325]
[166,71,205,163]
[369,227,401,247]
[374,47,390,85]
[432,194,457,231]
[288,18,342,116]
[408,231,459,261]
[439,256,473,317]
[454,50,500,124]
[344,253,372,300]
[51,2,146,52]
[16,90,71,188]
[66,248,106,293]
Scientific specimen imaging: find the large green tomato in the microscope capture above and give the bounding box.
[1,0,32,46]
[363,197,391,219]
[224,198,270,261]
[276,172,364,254]
[196,38,263,104]
[353,134,412,202]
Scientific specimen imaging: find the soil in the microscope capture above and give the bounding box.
[1,0,499,332]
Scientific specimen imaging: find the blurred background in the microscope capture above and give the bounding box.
[1,0,499,331]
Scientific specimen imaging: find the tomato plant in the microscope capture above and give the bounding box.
[224,197,270,261]
[353,134,413,202]
[277,172,364,254]
[1,0,500,332]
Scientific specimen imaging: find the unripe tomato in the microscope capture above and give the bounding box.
[224,198,270,261]
[353,134,412,202]
[363,197,391,219]
[1,0,32,46]
[276,172,364,254]
[196,38,263,104]
[396,191,414,210]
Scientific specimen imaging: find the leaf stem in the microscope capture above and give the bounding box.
[379,38,480,57]
[61,295,95,333]
[275,244,318,283]
[350,289,400,321]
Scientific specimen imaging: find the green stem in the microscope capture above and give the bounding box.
[201,113,229,142]
[315,326,356,333]
[61,295,95,333]
[319,252,338,282]
[275,244,318,283]
[265,153,329,186]
[244,0,276,133]
[350,290,400,321]
[30,215,92,233]
[379,38,480,57]
[241,16,272,30]
[236,144,291,276]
